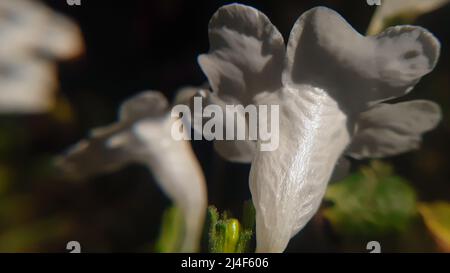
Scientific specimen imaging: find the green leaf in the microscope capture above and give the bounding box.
[242,200,256,231]
[154,206,184,253]
[323,161,417,238]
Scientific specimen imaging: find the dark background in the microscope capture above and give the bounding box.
[1,0,447,252]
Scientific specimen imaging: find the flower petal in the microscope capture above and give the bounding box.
[194,89,256,163]
[0,57,57,113]
[198,3,285,104]
[56,90,170,179]
[0,0,84,59]
[250,86,351,252]
[134,116,207,253]
[0,0,46,56]
[119,91,169,122]
[283,7,440,111]
[38,12,84,60]
[55,124,137,179]
[347,100,441,159]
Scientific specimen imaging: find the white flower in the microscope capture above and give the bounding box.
[0,0,84,113]
[197,4,441,252]
[57,89,207,253]
[367,0,450,35]
[0,57,57,113]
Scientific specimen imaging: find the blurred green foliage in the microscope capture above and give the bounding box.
[0,217,72,252]
[418,202,450,252]
[323,161,417,238]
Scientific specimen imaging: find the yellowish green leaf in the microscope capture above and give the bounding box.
[418,202,450,252]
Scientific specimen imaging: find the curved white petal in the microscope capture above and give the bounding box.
[194,89,256,163]
[0,0,48,56]
[250,86,351,252]
[0,57,57,113]
[198,3,285,104]
[58,90,207,252]
[57,91,169,179]
[283,7,440,112]
[0,0,83,59]
[347,100,441,159]
[37,12,84,60]
[367,0,450,35]
[174,86,204,106]
[119,91,169,122]
[134,116,207,253]
[55,122,137,179]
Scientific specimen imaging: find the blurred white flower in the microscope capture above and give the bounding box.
[0,57,57,113]
[0,0,84,113]
[57,89,207,253]
[197,4,441,252]
[367,0,450,35]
